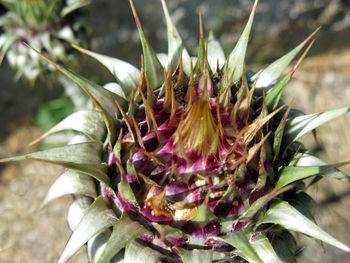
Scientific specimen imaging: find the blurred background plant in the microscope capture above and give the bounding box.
[0,0,91,133]
[0,0,90,84]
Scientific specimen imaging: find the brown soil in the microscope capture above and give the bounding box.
[1,49,350,262]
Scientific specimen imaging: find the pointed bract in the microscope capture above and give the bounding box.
[73,45,140,98]
[161,0,191,75]
[254,27,320,88]
[177,248,213,263]
[129,0,164,89]
[227,0,258,84]
[207,31,225,72]
[257,201,350,253]
[58,197,117,263]
[42,169,97,207]
[283,105,350,148]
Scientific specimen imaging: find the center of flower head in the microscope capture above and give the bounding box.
[112,40,284,230]
[174,98,219,157]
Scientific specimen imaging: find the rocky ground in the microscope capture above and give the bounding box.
[1,0,350,262]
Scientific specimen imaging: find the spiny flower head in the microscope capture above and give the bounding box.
[2,0,350,262]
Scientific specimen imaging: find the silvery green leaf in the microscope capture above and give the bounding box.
[176,248,213,263]
[97,213,150,263]
[257,201,350,253]
[58,75,89,110]
[0,142,102,163]
[32,110,105,144]
[273,102,293,160]
[156,53,169,68]
[0,13,13,27]
[283,105,350,148]
[61,0,90,17]
[26,45,127,119]
[73,45,140,98]
[254,27,320,88]
[69,134,92,144]
[236,184,294,222]
[195,14,205,74]
[58,26,78,45]
[42,169,97,206]
[214,229,263,263]
[30,44,120,145]
[266,73,292,111]
[161,0,191,75]
[290,152,350,183]
[266,39,314,111]
[123,240,163,263]
[60,66,127,119]
[129,0,163,90]
[254,49,298,89]
[0,142,111,187]
[227,0,258,84]
[275,161,350,190]
[287,192,316,222]
[58,196,117,263]
[249,234,283,263]
[207,31,225,72]
[104,82,127,99]
[270,231,297,263]
[39,32,55,57]
[118,172,138,206]
[0,33,19,63]
[68,197,93,231]
[88,231,109,263]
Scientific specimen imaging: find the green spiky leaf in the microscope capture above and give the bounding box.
[0,33,19,63]
[118,171,138,206]
[227,0,258,84]
[273,102,293,160]
[176,248,213,263]
[97,213,150,263]
[68,197,93,231]
[236,184,295,222]
[257,201,350,253]
[32,110,106,144]
[124,240,163,263]
[254,28,319,88]
[207,31,225,72]
[160,0,191,74]
[291,152,350,183]
[26,44,127,119]
[270,231,297,263]
[88,231,109,263]
[61,0,90,17]
[58,196,117,263]
[249,234,283,263]
[266,73,292,111]
[214,229,263,263]
[129,0,163,89]
[42,169,97,206]
[266,40,314,111]
[0,142,102,164]
[73,45,140,98]
[0,142,111,186]
[283,105,350,148]
[275,162,350,190]
[195,13,205,74]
